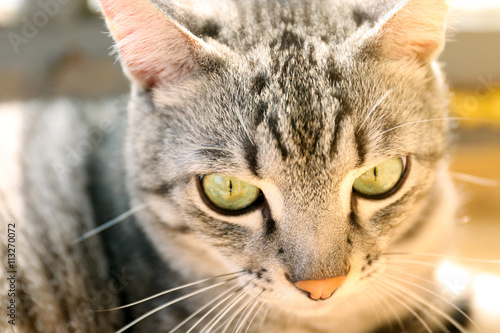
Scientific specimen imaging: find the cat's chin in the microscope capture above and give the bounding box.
[262,294,346,318]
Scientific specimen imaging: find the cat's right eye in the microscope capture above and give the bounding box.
[353,157,406,199]
[200,174,262,213]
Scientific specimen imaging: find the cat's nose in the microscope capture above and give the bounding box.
[293,276,347,300]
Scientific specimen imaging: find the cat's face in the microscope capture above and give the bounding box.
[101,0,453,314]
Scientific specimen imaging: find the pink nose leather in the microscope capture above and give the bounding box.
[294,276,347,300]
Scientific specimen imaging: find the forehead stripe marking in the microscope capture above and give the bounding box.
[268,113,289,160]
[354,127,368,166]
[245,142,261,178]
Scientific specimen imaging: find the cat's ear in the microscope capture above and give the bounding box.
[99,0,218,88]
[367,0,449,62]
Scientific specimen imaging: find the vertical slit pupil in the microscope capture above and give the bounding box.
[229,180,233,196]
[373,167,377,179]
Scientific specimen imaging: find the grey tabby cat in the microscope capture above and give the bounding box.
[1,0,493,332]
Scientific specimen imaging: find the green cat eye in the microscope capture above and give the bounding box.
[353,158,405,198]
[201,174,261,212]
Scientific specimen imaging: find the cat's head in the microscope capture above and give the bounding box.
[100,0,454,312]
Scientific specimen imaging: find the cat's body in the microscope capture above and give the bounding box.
[1,0,500,332]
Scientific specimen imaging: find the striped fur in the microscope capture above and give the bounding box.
[4,0,496,332]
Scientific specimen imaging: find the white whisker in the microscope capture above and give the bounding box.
[217,294,253,332]
[201,289,248,333]
[374,117,497,140]
[73,204,148,244]
[167,284,241,333]
[98,272,244,312]
[384,265,436,287]
[378,278,451,333]
[183,146,234,154]
[252,304,270,333]
[185,284,246,333]
[114,277,241,333]
[452,172,499,187]
[359,89,394,130]
[234,292,263,333]
[382,252,500,263]
[370,282,404,331]
[383,261,430,275]
[383,258,441,268]
[234,108,255,147]
[374,282,433,333]
[363,288,384,328]
[243,302,265,333]
[381,272,478,330]
[231,294,260,333]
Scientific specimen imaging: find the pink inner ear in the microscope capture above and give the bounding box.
[379,0,448,62]
[100,0,204,87]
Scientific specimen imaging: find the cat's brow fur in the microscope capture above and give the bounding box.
[1,0,486,332]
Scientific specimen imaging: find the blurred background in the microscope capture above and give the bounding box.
[0,0,499,288]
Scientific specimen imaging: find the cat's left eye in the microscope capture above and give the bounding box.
[353,157,407,199]
[201,174,262,213]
